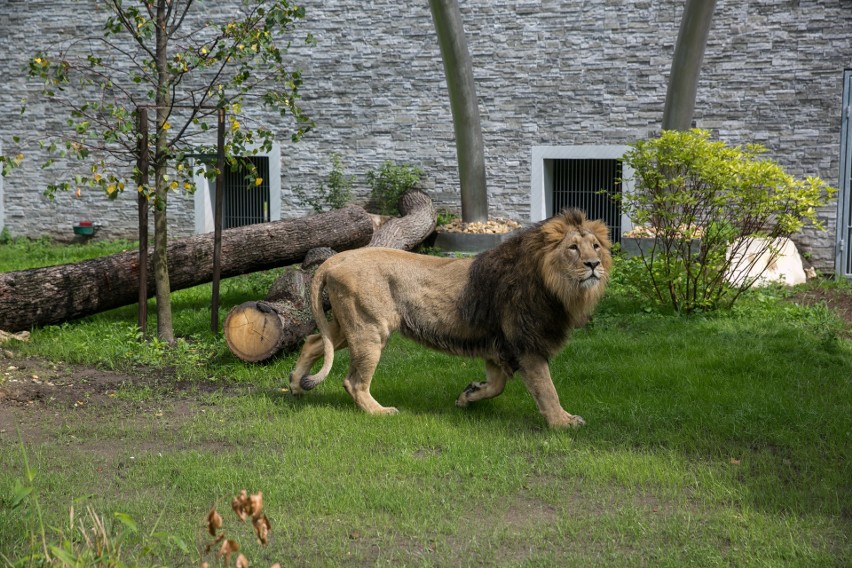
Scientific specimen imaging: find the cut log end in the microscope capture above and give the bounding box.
[223,301,285,363]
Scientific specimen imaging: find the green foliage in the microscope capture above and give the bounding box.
[10,0,314,205]
[293,154,354,213]
[620,129,836,313]
[436,209,459,227]
[6,439,187,566]
[366,160,423,215]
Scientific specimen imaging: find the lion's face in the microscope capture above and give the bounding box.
[539,216,612,296]
[562,228,609,288]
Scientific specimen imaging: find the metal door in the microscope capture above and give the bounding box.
[837,70,852,277]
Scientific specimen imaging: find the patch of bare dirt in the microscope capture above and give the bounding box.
[788,285,852,334]
[0,354,246,447]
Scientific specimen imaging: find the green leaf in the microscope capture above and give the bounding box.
[114,511,138,532]
[9,480,33,509]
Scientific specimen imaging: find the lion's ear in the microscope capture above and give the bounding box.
[586,220,612,250]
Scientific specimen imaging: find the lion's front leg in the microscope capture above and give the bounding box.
[518,354,585,429]
[456,360,509,407]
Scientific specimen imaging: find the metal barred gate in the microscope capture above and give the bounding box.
[837,70,852,278]
[216,156,271,229]
[551,158,623,244]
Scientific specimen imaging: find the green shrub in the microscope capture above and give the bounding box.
[366,161,423,215]
[293,154,353,213]
[619,129,835,313]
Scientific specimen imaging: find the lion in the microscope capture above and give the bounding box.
[289,208,612,428]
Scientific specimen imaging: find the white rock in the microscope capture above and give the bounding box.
[726,237,807,287]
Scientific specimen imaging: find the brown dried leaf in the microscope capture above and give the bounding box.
[200,564,210,568]
[207,507,223,536]
[218,539,240,564]
[236,554,249,568]
[253,513,271,545]
[204,533,226,554]
[270,564,281,568]
[249,491,263,519]
[232,490,250,521]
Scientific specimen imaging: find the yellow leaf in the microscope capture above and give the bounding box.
[201,47,208,55]
[107,184,116,194]
[255,177,263,186]
[169,181,179,190]
[184,182,192,190]
[162,122,171,130]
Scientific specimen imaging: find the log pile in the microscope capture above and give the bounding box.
[222,190,436,362]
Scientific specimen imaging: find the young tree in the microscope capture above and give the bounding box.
[429,0,488,224]
[24,0,313,343]
[662,0,718,131]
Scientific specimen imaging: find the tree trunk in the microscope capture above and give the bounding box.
[224,190,436,362]
[429,0,488,223]
[223,248,334,362]
[661,0,717,131]
[154,0,175,343]
[0,206,373,333]
[368,190,436,248]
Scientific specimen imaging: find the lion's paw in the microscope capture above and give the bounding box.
[288,372,305,396]
[549,412,586,429]
[455,381,486,408]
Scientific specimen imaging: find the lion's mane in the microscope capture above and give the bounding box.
[459,208,611,374]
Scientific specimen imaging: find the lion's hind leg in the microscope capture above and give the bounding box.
[289,320,347,395]
[456,360,509,408]
[343,336,398,416]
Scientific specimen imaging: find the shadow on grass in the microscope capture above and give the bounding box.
[255,323,852,522]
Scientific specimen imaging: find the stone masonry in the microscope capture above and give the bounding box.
[1,0,850,272]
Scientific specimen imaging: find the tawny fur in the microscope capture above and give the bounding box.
[289,208,612,428]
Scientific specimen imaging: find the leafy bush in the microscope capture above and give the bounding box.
[619,129,835,313]
[366,161,423,215]
[293,154,353,213]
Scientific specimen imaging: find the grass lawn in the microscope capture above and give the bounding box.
[0,237,850,566]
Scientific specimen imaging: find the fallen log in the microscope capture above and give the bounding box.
[223,248,334,362]
[0,206,374,332]
[223,190,436,362]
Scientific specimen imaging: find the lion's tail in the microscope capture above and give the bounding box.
[299,265,335,391]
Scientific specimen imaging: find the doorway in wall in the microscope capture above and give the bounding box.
[837,70,852,277]
[530,145,633,243]
[193,143,281,234]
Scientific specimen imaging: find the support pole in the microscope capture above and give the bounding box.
[211,108,226,333]
[136,107,150,336]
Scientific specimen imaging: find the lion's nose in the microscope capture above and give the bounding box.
[584,260,600,271]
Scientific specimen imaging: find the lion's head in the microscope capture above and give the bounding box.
[536,208,613,302]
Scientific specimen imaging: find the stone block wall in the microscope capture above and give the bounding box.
[1,0,849,271]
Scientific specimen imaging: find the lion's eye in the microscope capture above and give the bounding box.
[568,244,579,251]
[593,243,600,250]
